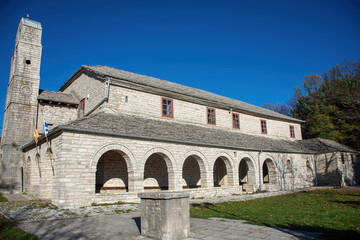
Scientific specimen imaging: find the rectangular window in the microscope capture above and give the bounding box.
[78,98,85,118]
[207,108,216,125]
[289,125,295,138]
[260,120,267,134]
[162,97,173,118]
[232,113,240,129]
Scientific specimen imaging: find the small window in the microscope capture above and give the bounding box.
[162,97,173,118]
[232,113,239,129]
[207,108,216,125]
[261,120,267,134]
[341,153,345,164]
[290,125,295,138]
[78,98,85,118]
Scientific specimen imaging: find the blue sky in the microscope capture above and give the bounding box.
[1,0,359,134]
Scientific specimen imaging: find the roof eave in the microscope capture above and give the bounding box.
[20,127,62,152]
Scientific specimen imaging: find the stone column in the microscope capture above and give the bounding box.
[138,191,190,240]
[128,170,143,192]
[173,170,183,191]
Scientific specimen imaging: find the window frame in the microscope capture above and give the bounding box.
[207,107,216,125]
[341,153,345,164]
[232,113,240,129]
[289,125,295,138]
[260,119,267,134]
[161,97,174,118]
[78,98,85,118]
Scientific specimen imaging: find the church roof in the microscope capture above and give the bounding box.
[61,65,304,123]
[300,138,355,153]
[38,90,79,105]
[53,112,355,154]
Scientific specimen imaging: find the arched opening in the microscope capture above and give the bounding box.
[182,156,201,189]
[284,159,293,190]
[20,167,24,192]
[26,156,31,191]
[239,158,256,192]
[95,150,128,193]
[35,153,41,178]
[239,159,249,185]
[306,160,313,180]
[213,158,228,187]
[306,161,312,174]
[263,159,276,184]
[286,160,292,174]
[144,153,169,191]
[45,148,54,176]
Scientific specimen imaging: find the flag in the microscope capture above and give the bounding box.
[43,119,49,137]
[33,127,39,144]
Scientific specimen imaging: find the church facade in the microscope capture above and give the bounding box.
[1,18,358,208]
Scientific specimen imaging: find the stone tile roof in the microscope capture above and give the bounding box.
[38,90,79,105]
[59,112,355,154]
[80,65,303,123]
[300,138,355,153]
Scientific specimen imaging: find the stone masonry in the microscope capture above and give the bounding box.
[0,18,42,192]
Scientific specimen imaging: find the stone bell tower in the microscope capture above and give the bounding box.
[0,17,42,192]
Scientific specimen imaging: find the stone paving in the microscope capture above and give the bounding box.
[1,189,323,239]
[18,212,322,240]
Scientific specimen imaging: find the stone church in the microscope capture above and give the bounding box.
[1,17,358,208]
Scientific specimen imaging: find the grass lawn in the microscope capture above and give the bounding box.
[190,189,360,239]
[0,193,39,240]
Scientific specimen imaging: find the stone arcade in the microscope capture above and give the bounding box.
[0,18,358,208]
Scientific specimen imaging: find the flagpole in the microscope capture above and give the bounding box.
[43,118,54,176]
[33,126,41,177]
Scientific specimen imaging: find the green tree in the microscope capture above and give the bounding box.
[290,60,360,150]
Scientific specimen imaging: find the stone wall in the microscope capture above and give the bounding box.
[61,72,107,116]
[314,152,357,186]
[24,131,316,208]
[23,141,57,199]
[314,152,340,186]
[37,103,78,132]
[104,83,302,140]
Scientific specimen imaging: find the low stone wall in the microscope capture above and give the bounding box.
[92,186,242,206]
[93,192,139,204]
[185,186,243,199]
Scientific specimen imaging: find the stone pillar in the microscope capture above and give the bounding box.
[138,191,190,240]
[201,169,213,188]
[128,170,143,192]
[173,170,183,191]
